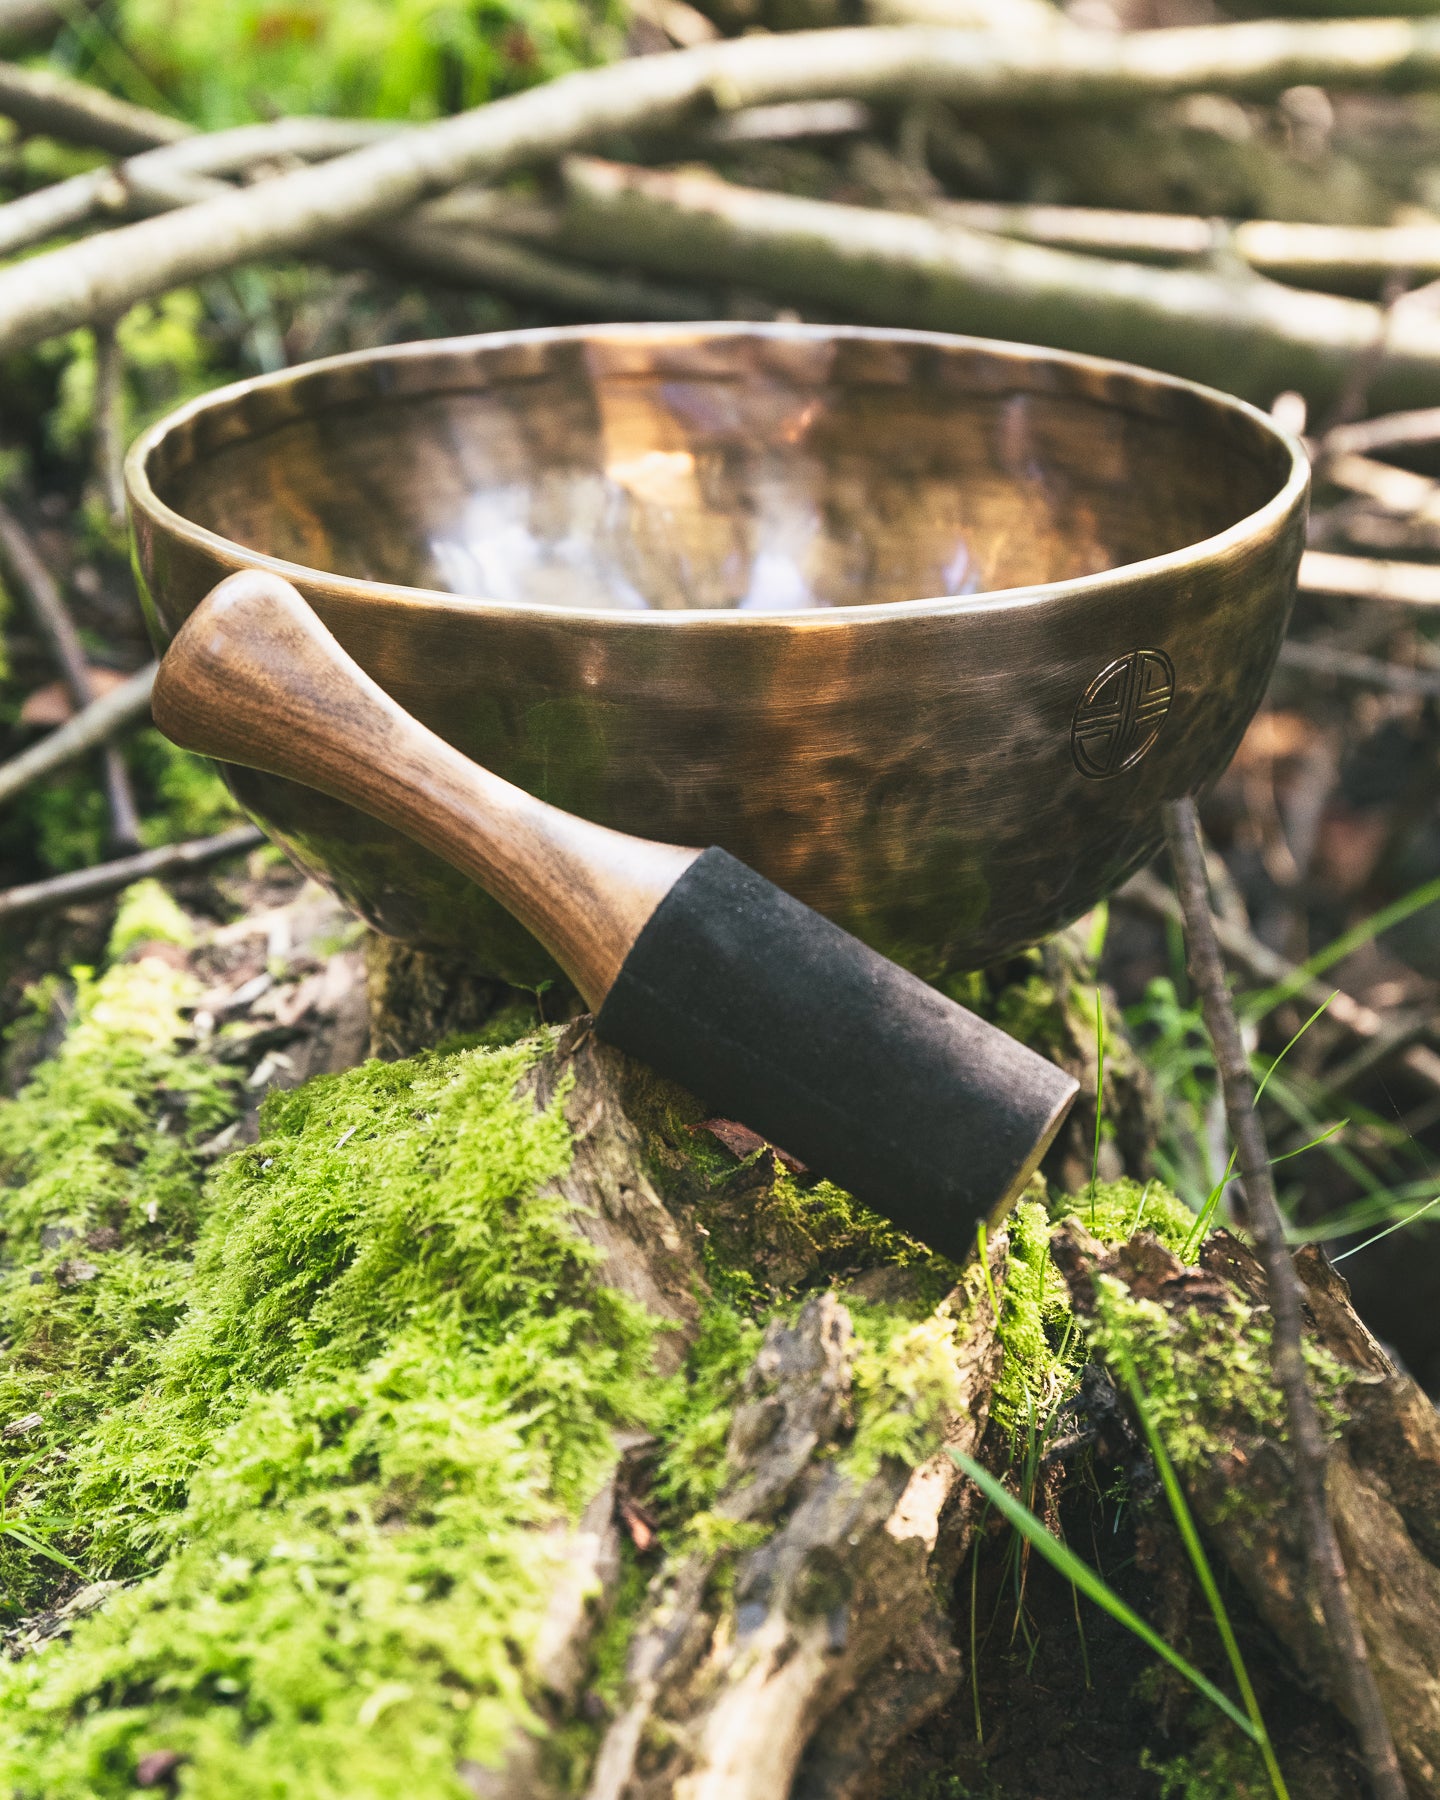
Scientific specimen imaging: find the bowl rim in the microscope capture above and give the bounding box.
[125,320,1311,629]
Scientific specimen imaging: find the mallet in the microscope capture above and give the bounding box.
[153,571,1079,1260]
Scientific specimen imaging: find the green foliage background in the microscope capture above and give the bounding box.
[56,0,625,127]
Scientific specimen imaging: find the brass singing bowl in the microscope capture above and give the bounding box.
[127,323,1308,984]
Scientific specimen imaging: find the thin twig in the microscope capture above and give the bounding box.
[91,317,126,527]
[0,825,264,923]
[1163,795,1408,1800]
[1325,408,1440,458]
[0,662,155,808]
[0,494,142,850]
[0,56,185,154]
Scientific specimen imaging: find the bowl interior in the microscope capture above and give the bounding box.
[146,330,1292,613]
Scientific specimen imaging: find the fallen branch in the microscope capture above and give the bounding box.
[938,200,1440,295]
[1300,548,1440,606]
[0,494,141,850]
[1165,794,1408,1800]
[1277,637,1440,699]
[535,157,1440,409]
[1325,405,1440,457]
[0,56,185,155]
[0,118,398,261]
[15,20,1440,358]
[0,0,93,53]
[0,660,155,809]
[370,215,715,319]
[0,824,264,923]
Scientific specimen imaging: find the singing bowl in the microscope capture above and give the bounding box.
[126,323,1308,984]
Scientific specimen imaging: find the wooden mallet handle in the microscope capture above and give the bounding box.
[151,570,699,1007]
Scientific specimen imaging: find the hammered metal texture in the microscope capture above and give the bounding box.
[126,323,1309,983]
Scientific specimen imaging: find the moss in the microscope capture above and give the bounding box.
[1085,1273,1352,1489]
[0,1003,675,1797]
[651,1303,764,1521]
[845,1294,973,1480]
[692,1166,957,1314]
[986,1178,1210,1445]
[1141,1739,1271,1798]
[1054,1176,1200,1259]
[0,956,237,1619]
[107,881,195,961]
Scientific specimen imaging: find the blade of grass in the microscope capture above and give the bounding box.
[948,1450,1261,1745]
[1332,1192,1440,1263]
[1090,989,1106,1224]
[1182,996,1339,1261]
[1244,882,1440,1023]
[1110,1345,1290,1800]
[1270,1120,1348,1166]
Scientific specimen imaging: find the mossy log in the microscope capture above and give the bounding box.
[0,882,1432,1799]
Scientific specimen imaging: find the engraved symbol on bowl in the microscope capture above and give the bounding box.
[1071,649,1175,780]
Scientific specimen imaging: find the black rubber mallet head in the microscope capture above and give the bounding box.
[153,572,1079,1261]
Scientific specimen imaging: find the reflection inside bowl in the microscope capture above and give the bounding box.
[156,348,1271,614]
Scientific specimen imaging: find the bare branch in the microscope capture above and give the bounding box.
[12,20,1440,358]
[0,661,156,809]
[0,825,264,922]
[371,215,714,318]
[938,200,1440,295]
[1164,795,1409,1800]
[1300,549,1440,606]
[539,157,1440,410]
[91,316,126,526]
[0,57,185,154]
[0,118,399,261]
[0,493,142,849]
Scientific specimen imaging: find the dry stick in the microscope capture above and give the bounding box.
[1276,637,1440,700]
[13,17,1440,360]
[369,215,715,319]
[1164,795,1409,1800]
[0,57,185,155]
[937,200,1440,295]
[541,157,1440,411]
[0,119,401,262]
[1300,549,1440,607]
[0,166,111,259]
[0,495,141,850]
[0,825,264,923]
[0,661,155,808]
[0,0,96,52]
[1326,407,1440,458]
[91,316,126,526]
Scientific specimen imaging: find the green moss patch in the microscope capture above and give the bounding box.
[0,975,667,1798]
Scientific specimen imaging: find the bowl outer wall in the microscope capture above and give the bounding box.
[127,324,1309,984]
